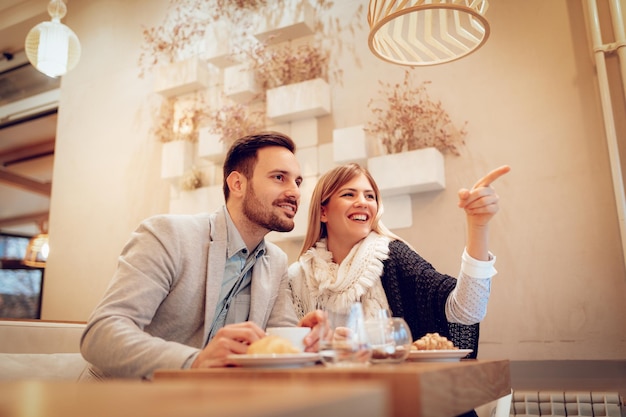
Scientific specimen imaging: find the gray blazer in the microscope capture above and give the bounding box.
[80,209,298,379]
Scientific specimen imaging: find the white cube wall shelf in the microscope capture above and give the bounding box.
[198,130,227,163]
[297,146,318,177]
[201,32,239,69]
[266,78,331,123]
[253,0,315,44]
[169,185,225,215]
[224,64,260,103]
[266,175,317,242]
[381,194,412,230]
[201,163,225,189]
[333,125,369,164]
[169,183,182,201]
[205,54,239,69]
[291,118,318,148]
[266,122,291,137]
[317,143,336,174]
[367,147,445,196]
[154,57,211,97]
[161,140,194,180]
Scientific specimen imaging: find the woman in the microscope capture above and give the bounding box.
[288,163,510,356]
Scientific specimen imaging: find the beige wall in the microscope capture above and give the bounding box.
[42,0,626,361]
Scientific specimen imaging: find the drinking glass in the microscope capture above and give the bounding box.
[318,302,372,367]
[365,317,412,364]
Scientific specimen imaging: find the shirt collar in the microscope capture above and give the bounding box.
[222,206,266,259]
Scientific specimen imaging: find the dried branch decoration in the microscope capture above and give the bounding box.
[310,1,364,86]
[138,0,268,77]
[202,99,266,147]
[152,97,176,143]
[216,0,266,10]
[243,0,362,89]
[366,70,467,155]
[138,0,209,77]
[248,42,329,90]
[214,0,267,25]
[154,93,211,143]
[180,166,203,191]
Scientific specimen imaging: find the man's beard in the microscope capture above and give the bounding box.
[243,183,296,232]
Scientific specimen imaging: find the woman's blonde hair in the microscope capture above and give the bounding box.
[299,163,403,257]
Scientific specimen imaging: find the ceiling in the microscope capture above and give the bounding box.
[0,0,58,236]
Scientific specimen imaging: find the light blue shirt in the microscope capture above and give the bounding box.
[207,207,265,341]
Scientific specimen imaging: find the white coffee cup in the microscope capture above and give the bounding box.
[265,327,311,352]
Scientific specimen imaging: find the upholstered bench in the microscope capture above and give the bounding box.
[0,320,86,381]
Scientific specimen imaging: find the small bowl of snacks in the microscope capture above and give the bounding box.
[365,317,412,364]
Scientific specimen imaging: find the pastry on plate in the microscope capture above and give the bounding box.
[247,335,300,354]
[411,332,458,351]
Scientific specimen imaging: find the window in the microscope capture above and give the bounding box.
[0,233,44,319]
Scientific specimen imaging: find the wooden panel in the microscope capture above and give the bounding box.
[0,380,389,417]
[154,359,511,417]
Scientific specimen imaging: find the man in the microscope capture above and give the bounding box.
[80,132,321,380]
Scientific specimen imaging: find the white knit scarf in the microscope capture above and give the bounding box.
[290,232,392,320]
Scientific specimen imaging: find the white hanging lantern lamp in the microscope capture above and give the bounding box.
[24,0,81,78]
[368,0,490,66]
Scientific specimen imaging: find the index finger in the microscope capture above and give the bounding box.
[472,165,511,189]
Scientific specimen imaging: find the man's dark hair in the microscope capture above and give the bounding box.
[223,131,296,201]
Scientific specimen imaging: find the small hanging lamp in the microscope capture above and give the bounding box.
[368,0,490,66]
[22,219,50,268]
[24,0,81,78]
[23,233,50,268]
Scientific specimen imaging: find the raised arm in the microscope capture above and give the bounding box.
[457,165,511,260]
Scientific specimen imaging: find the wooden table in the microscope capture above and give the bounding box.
[154,359,511,417]
[0,379,388,417]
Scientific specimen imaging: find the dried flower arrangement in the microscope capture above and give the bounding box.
[202,98,266,147]
[154,93,211,143]
[311,2,364,86]
[366,70,467,156]
[180,166,203,191]
[247,42,329,90]
[216,0,266,10]
[138,0,209,77]
[138,0,270,77]
[152,97,176,143]
[173,110,198,142]
[214,0,267,26]
[242,1,364,90]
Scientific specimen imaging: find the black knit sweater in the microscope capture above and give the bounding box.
[379,239,480,358]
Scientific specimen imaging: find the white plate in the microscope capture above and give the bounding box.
[226,353,320,368]
[407,349,473,362]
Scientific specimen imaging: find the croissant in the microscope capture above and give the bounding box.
[411,332,457,350]
[247,335,300,354]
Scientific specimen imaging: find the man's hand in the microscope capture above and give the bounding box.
[191,321,266,368]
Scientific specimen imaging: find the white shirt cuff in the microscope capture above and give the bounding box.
[461,248,497,278]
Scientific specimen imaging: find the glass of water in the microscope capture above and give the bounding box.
[319,302,372,367]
